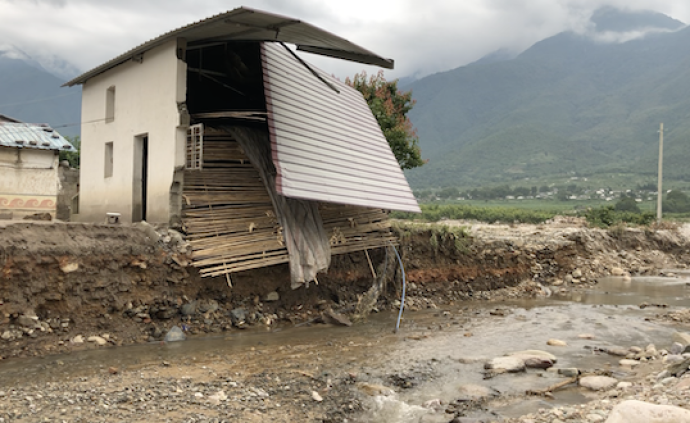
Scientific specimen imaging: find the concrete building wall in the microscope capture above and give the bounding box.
[78,39,187,224]
[0,147,59,218]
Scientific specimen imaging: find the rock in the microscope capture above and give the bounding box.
[547,339,567,347]
[208,390,227,405]
[457,384,495,400]
[552,279,564,286]
[673,332,690,347]
[16,315,39,328]
[565,274,574,284]
[616,381,633,389]
[606,347,630,357]
[587,415,605,423]
[134,221,160,243]
[71,335,84,344]
[108,367,119,374]
[619,359,640,367]
[264,291,280,302]
[311,391,323,402]
[676,377,690,390]
[578,333,596,340]
[60,262,79,273]
[665,354,684,364]
[323,309,352,327]
[508,350,557,362]
[181,302,197,316]
[572,269,583,278]
[670,342,685,355]
[667,358,690,377]
[605,400,690,423]
[558,368,580,377]
[198,300,218,314]
[525,357,555,369]
[611,267,625,276]
[87,336,107,346]
[1,331,12,340]
[580,376,618,391]
[163,326,186,342]
[357,383,395,396]
[485,356,526,373]
[156,307,178,320]
[230,309,247,326]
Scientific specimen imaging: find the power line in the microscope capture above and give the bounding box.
[53,117,108,129]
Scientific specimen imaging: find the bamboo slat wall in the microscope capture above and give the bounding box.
[182,127,396,278]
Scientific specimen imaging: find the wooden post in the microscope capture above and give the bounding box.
[657,123,664,223]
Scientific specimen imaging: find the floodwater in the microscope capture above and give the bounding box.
[1,275,689,422]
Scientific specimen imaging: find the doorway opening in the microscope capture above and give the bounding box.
[133,134,149,222]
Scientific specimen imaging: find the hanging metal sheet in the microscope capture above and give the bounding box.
[261,42,420,213]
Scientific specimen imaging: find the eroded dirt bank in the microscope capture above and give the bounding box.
[1,219,690,360]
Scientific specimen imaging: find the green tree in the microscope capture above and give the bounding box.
[664,190,690,213]
[346,71,424,170]
[59,135,80,168]
[614,195,641,213]
[438,187,459,199]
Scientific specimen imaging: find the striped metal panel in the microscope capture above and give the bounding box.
[261,43,420,213]
[0,123,74,151]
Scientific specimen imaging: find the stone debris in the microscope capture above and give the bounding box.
[579,376,619,391]
[485,356,526,374]
[163,326,186,343]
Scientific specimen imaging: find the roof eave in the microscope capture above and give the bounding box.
[63,7,395,87]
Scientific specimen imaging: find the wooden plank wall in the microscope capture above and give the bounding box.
[182,127,396,278]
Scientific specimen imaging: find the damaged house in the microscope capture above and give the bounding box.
[65,7,419,287]
[0,116,74,219]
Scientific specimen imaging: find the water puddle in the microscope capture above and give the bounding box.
[1,275,689,422]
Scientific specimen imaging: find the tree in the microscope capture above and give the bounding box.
[664,190,690,213]
[346,71,424,170]
[59,135,80,168]
[614,195,641,213]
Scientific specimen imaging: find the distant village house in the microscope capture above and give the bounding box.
[0,115,74,219]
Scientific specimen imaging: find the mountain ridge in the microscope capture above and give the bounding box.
[405,7,690,188]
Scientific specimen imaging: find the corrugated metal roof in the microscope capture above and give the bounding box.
[0,123,74,151]
[0,113,21,123]
[261,42,420,213]
[64,7,393,87]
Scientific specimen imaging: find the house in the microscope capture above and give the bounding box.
[0,120,74,219]
[64,7,420,287]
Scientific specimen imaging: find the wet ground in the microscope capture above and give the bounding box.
[1,275,689,422]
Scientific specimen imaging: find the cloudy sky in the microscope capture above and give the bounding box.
[2,0,690,80]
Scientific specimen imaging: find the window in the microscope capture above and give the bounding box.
[104,142,113,178]
[186,123,203,170]
[105,86,115,123]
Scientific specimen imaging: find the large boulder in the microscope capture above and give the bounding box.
[605,400,690,423]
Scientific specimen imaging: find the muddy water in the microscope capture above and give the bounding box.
[1,276,689,422]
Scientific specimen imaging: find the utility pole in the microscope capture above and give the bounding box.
[657,123,664,223]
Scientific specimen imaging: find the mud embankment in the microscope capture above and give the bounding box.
[1,220,689,359]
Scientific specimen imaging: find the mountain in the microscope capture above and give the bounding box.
[405,8,690,188]
[0,45,81,137]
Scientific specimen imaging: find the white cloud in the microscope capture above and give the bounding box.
[0,0,688,80]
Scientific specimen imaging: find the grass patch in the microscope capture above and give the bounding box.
[392,204,557,224]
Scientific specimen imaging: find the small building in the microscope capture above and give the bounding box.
[65,7,419,287]
[0,121,74,219]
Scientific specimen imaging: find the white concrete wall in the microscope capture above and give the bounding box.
[78,39,187,224]
[0,147,59,217]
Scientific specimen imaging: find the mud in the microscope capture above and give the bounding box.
[1,220,690,361]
